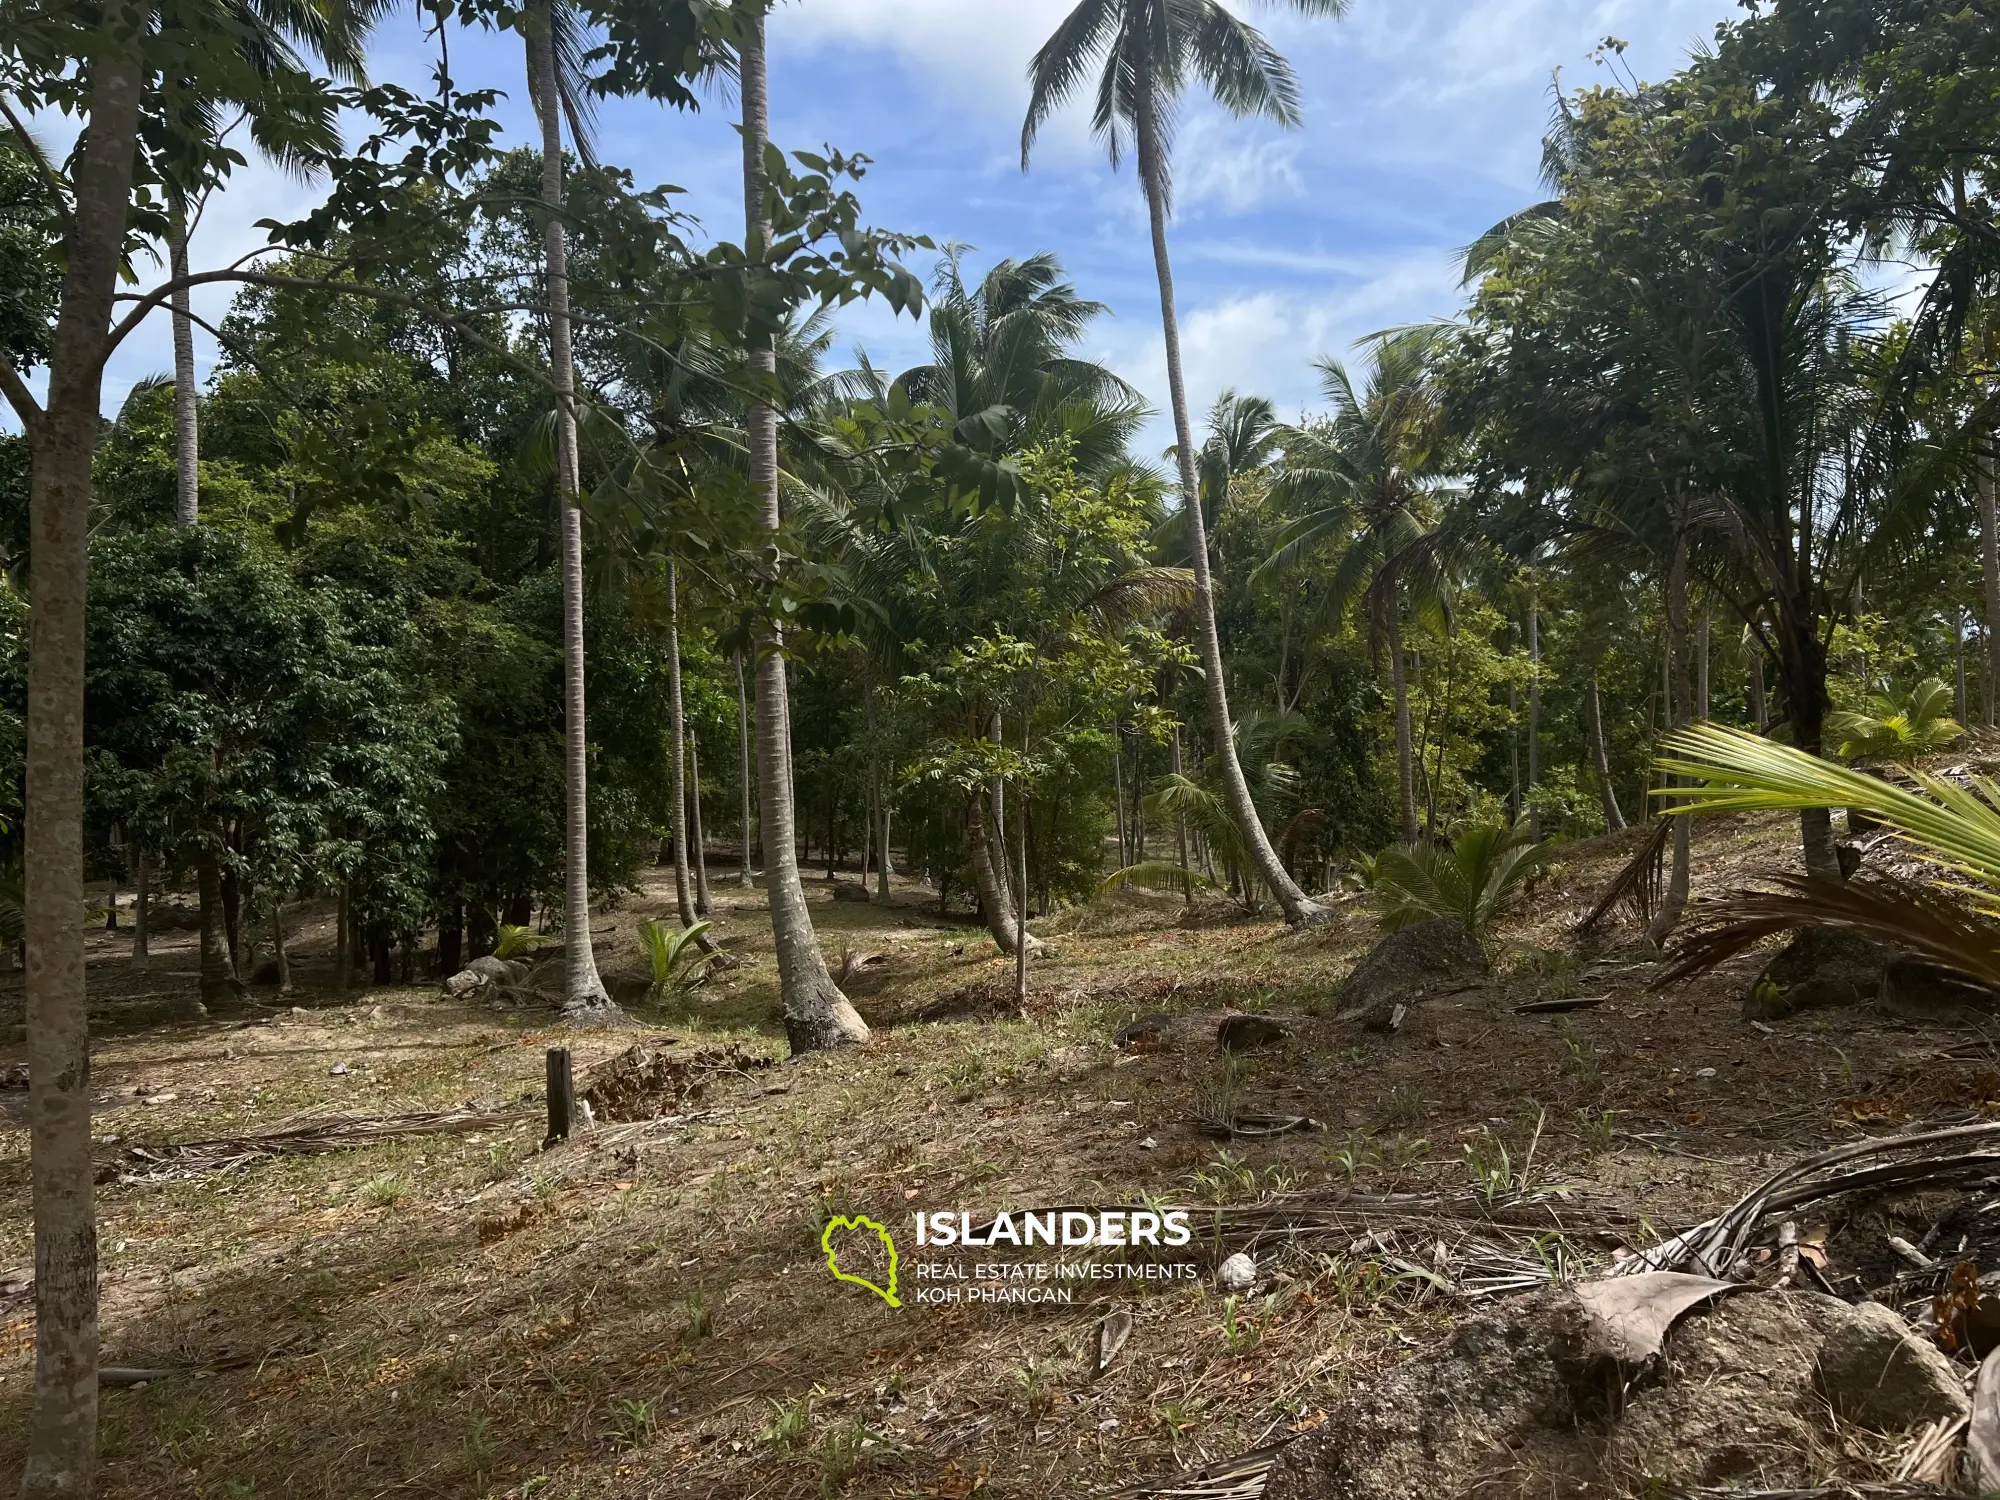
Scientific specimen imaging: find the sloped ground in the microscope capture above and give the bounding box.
[2,808,1999,1498]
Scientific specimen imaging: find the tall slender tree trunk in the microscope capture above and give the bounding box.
[1585,672,1624,832]
[866,688,892,900]
[16,24,147,1493]
[1527,590,1542,841]
[740,12,866,1052]
[689,733,712,917]
[665,561,697,928]
[1982,445,2000,729]
[1696,600,1712,720]
[1957,610,1969,730]
[528,2,613,1019]
[196,851,240,1007]
[1748,635,1769,731]
[1133,65,1323,927]
[272,899,292,996]
[129,851,149,969]
[336,880,353,990]
[1650,535,1693,944]
[170,203,199,529]
[736,651,756,886]
[1386,602,1418,844]
[1113,722,1129,865]
[1014,781,1030,1013]
[1172,726,1191,902]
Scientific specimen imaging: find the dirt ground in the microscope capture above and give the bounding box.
[3,810,1998,1499]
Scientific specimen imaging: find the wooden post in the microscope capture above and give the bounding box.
[545,1047,574,1146]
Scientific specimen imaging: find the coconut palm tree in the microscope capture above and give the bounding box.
[1260,332,1452,844]
[736,5,871,1051]
[1021,0,1344,930]
[524,0,617,1018]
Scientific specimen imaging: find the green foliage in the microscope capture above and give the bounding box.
[639,918,714,996]
[493,925,548,961]
[1827,679,1962,765]
[1371,823,1549,937]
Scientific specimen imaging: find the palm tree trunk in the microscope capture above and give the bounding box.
[170,201,199,529]
[16,29,146,1490]
[866,687,892,900]
[529,0,612,1018]
[1527,590,1542,842]
[689,732,712,917]
[1982,445,1999,729]
[1957,609,1969,730]
[1172,726,1191,901]
[736,650,755,887]
[1650,535,1693,944]
[967,793,1035,956]
[1387,601,1418,844]
[1113,721,1128,865]
[1133,62,1323,928]
[1696,600,1711,720]
[665,560,697,928]
[1014,780,1030,1012]
[1585,672,1624,831]
[740,10,866,1052]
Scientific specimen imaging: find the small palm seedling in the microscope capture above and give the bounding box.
[494,923,550,961]
[1828,678,1962,766]
[763,1389,818,1452]
[640,918,716,999]
[1371,822,1550,937]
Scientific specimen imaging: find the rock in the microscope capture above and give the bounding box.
[250,957,281,986]
[1114,1013,1175,1052]
[1879,955,1998,1022]
[443,955,529,999]
[1217,1253,1258,1293]
[1745,928,1890,1019]
[1813,1299,1969,1431]
[1266,1289,1939,1500]
[1336,918,1486,1031]
[1216,1013,1290,1052]
[830,881,872,903]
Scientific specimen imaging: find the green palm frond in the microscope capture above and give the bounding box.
[641,918,715,995]
[1827,678,1962,765]
[1097,860,1226,902]
[1656,723,2000,906]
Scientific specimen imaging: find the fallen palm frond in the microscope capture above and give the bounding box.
[1610,1121,2000,1280]
[1099,1440,1293,1499]
[1656,872,2000,992]
[115,1110,515,1183]
[1579,818,1672,934]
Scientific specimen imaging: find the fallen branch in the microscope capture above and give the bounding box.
[112,1110,516,1183]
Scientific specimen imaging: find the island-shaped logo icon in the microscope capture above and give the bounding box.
[820,1214,901,1308]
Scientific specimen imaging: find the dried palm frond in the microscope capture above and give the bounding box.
[1657,872,2000,993]
[1579,819,1672,934]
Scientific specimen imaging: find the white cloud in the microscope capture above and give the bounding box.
[1172,113,1304,217]
[1093,249,1463,454]
[781,0,1078,106]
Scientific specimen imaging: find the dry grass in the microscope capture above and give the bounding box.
[3,815,2000,1498]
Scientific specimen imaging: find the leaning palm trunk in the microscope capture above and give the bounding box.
[529,1,612,1018]
[1649,535,1693,944]
[740,12,866,1053]
[1585,672,1625,832]
[1527,591,1543,841]
[1134,67,1324,928]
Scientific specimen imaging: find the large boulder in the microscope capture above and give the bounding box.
[1335,917,1486,1030]
[1878,955,1999,1023]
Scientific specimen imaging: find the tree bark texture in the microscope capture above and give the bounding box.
[740,12,866,1052]
[1585,672,1624,832]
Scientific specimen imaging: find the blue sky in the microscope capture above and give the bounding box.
[88,0,1745,454]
